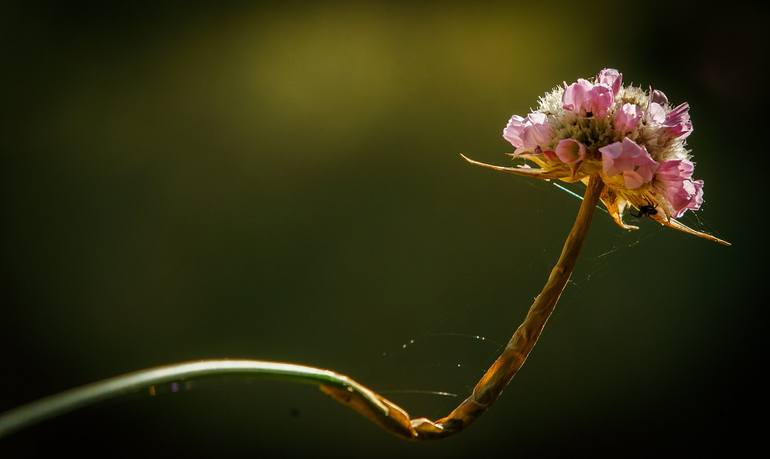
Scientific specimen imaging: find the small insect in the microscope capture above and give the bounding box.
[630,203,658,218]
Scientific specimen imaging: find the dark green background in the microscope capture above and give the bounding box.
[2,1,765,457]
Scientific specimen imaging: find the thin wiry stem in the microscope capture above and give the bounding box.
[0,175,604,440]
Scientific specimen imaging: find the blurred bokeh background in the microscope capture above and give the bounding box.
[1,1,766,457]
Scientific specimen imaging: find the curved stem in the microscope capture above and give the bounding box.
[412,173,604,437]
[0,360,415,439]
[0,176,604,441]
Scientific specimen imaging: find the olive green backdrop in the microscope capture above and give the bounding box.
[1,1,765,457]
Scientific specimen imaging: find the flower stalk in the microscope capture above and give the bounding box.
[407,174,605,438]
[0,175,604,441]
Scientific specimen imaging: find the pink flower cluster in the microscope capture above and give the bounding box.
[502,68,701,219]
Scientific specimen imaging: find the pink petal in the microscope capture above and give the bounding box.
[600,141,625,176]
[666,179,704,217]
[597,68,623,95]
[614,103,641,133]
[663,102,693,138]
[555,139,586,164]
[655,159,702,217]
[503,115,526,148]
[587,84,614,118]
[562,79,593,113]
[563,78,613,118]
[521,112,553,147]
[622,170,645,189]
[647,102,666,124]
[599,138,659,189]
[656,159,695,182]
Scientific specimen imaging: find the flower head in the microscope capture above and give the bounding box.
[463,68,728,245]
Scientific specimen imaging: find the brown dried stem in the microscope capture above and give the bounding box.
[323,174,605,439]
